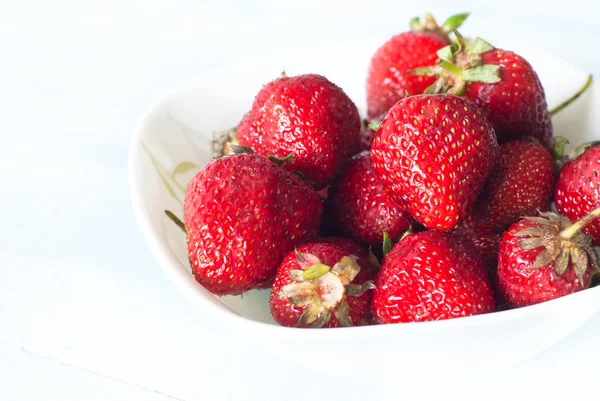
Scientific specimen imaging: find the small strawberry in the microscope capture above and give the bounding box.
[455,216,503,267]
[237,74,361,189]
[497,210,600,307]
[555,143,600,245]
[370,93,498,231]
[372,230,495,323]
[359,120,378,152]
[366,13,469,119]
[472,140,555,232]
[184,148,322,296]
[270,242,375,328]
[411,36,553,148]
[327,151,412,247]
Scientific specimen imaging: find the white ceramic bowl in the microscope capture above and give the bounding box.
[129,40,599,380]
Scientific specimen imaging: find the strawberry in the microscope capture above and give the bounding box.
[471,140,555,232]
[372,230,495,323]
[184,149,322,296]
[411,36,553,148]
[237,73,361,189]
[455,216,503,267]
[270,242,375,327]
[497,210,600,307]
[555,144,600,245]
[370,93,498,231]
[327,151,412,247]
[366,13,469,119]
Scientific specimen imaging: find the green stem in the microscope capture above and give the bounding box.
[165,210,186,233]
[549,75,593,116]
[439,60,464,78]
[559,207,600,239]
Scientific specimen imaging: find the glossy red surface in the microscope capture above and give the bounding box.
[371,94,498,230]
[366,31,448,119]
[555,145,600,245]
[372,231,495,323]
[184,153,322,295]
[464,49,553,149]
[237,74,361,190]
[270,242,372,328]
[327,151,411,247]
[497,220,593,307]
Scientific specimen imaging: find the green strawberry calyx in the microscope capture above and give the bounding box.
[410,12,470,41]
[515,210,600,283]
[279,252,375,327]
[408,32,500,95]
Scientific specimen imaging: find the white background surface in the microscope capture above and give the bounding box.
[1,0,599,400]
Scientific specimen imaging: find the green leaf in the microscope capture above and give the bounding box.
[382,232,393,257]
[368,247,381,270]
[172,161,198,176]
[302,263,331,280]
[470,37,495,55]
[462,65,501,83]
[409,16,422,31]
[436,45,456,63]
[551,136,569,161]
[368,121,381,131]
[408,66,438,76]
[441,12,469,33]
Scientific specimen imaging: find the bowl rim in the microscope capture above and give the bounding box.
[128,45,600,339]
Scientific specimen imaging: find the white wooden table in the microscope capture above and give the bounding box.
[1,1,598,399]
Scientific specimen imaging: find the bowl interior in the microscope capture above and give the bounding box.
[130,40,598,327]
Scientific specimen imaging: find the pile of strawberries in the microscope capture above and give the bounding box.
[180,12,600,327]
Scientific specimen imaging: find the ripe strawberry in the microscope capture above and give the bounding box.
[237,73,361,189]
[497,210,600,307]
[471,140,554,232]
[184,149,322,296]
[270,242,375,327]
[455,216,503,267]
[366,13,469,119]
[372,230,495,323]
[412,36,553,148]
[370,94,498,231]
[359,120,377,152]
[327,151,412,247]
[555,144,600,245]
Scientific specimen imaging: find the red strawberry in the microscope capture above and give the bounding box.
[366,13,468,119]
[455,216,503,267]
[497,210,600,307]
[372,230,495,323]
[237,74,361,189]
[555,144,600,245]
[370,93,498,231]
[412,37,553,148]
[184,149,322,295]
[472,140,554,232]
[327,151,412,247]
[270,242,375,328]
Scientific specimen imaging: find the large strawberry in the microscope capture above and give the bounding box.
[370,93,498,231]
[270,242,375,328]
[237,74,360,189]
[555,144,600,246]
[372,230,495,323]
[497,210,600,307]
[184,149,322,296]
[411,36,553,148]
[366,13,469,119]
[327,151,411,247]
[472,139,554,231]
